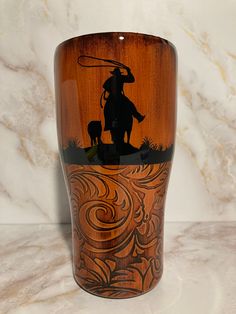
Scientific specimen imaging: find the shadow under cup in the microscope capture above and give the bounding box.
[54,32,177,299]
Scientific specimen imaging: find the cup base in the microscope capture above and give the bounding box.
[73,267,163,299]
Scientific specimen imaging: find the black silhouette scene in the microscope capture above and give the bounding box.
[63,56,174,165]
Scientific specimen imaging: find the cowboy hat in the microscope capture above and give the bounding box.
[110,67,122,75]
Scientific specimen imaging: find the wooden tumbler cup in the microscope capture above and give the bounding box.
[54,32,177,299]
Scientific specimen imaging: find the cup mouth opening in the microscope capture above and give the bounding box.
[55,31,176,52]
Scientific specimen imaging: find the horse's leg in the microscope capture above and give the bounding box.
[127,130,130,144]
[110,129,116,143]
[127,119,133,144]
[118,127,125,143]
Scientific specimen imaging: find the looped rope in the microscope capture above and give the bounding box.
[77,55,127,69]
[77,55,128,109]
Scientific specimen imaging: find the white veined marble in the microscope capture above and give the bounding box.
[0,0,236,222]
[0,223,235,313]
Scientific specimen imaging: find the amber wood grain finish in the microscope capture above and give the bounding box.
[54,32,177,298]
[69,163,170,298]
[55,32,177,150]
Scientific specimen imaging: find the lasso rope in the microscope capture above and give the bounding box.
[77,55,127,69]
[77,55,128,108]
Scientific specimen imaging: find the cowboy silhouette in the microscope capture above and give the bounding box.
[102,66,145,144]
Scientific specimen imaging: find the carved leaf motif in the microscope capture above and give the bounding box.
[111,257,156,291]
[111,269,142,291]
[143,263,154,291]
[79,253,117,286]
[81,253,108,283]
[114,235,135,258]
[132,243,145,257]
[137,213,160,237]
[66,163,170,297]
[105,259,116,272]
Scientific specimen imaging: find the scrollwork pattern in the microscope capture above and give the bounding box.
[65,162,171,298]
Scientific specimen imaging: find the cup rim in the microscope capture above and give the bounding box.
[55,31,176,52]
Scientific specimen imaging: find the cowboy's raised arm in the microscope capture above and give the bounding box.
[122,67,135,83]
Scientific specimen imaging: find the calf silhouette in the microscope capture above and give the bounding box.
[87,121,102,146]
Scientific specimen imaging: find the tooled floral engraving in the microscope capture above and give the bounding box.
[66,162,170,298]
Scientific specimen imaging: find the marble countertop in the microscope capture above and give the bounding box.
[0,222,235,314]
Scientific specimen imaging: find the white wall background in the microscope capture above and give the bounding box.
[0,0,235,223]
